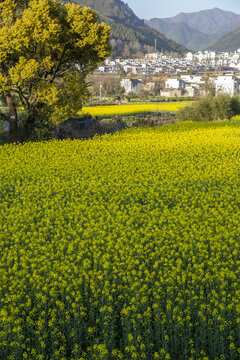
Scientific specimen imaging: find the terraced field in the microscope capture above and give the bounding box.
[0,121,240,359]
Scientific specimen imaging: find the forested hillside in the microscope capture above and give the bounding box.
[67,0,187,56]
[207,25,240,52]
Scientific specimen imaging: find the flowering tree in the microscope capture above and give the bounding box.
[0,0,111,139]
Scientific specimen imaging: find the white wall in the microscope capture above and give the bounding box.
[215,76,235,97]
[165,79,180,89]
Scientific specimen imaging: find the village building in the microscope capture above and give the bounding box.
[165,78,186,89]
[215,76,240,96]
[120,78,144,95]
[180,75,202,84]
[160,89,182,98]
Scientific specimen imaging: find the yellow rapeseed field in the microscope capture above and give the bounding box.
[79,102,190,117]
[0,121,240,359]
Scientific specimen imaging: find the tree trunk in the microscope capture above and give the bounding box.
[6,93,18,141]
[23,113,35,138]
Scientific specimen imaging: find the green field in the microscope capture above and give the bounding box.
[0,121,240,359]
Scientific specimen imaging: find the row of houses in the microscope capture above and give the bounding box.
[164,75,240,97]
[120,75,240,97]
[186,50,240,68]
[97,56,205,76]
[97,50,240,77]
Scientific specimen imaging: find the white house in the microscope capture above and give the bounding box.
[185,86,198,97]
[196,52,204,62]
[145,53,159,60]
[123,65,131,73]
[186,52,193,61]
[180,75,202,84]
[210,52,216,59]
[165,78,185,89]
[215,76,240,96]
[120,78,144,95]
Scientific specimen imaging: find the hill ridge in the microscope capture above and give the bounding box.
[146,8,240,51]
[66,0,187,56]
[207,25,240,52]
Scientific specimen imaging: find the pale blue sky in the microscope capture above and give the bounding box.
[126,0,240,19]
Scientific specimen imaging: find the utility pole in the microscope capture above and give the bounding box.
[100,81,102,101]
[155,38,157,50]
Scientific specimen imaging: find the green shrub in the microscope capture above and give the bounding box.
[230,95,240,115]
[178,94,240,122]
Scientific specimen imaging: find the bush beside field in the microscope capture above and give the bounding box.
[178,94,240,122]
[1,121,240,359]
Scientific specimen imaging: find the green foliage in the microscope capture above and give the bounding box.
[178,94,240,122]
[0,0,111,139]
[40,72,90,126]
[1,121,240,359]
[102,14,187,57]
[74,0,139,26]
[230,95,240,115]
[215,93,232,120]
[72,0,187,57]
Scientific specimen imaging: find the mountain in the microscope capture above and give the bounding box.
[146,19,215,51]
[161,8,240,38]
[207,26,240,52]
[146,8,240,52]
[68,0,187,57]
[76,0,141,26]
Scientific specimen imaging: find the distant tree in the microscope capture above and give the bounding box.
[202,74,216,96]
[216,93,232,120]
[0,0,111,140]
[178,93,240,122]
[88,74,124,100]
[118,67,126,77]
[178,95,216,122]
[152,83,161,96]
[230,95,240,115]
[123,44,130,58]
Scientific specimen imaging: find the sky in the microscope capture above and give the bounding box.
[125,0,240,19]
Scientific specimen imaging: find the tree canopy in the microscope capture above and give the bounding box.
[0,0,111,140]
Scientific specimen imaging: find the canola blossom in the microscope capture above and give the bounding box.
[0,121,240,360]
[79,102,190,117]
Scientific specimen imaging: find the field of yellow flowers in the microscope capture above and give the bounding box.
[0,121,240,360]
[79,101,190,117]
